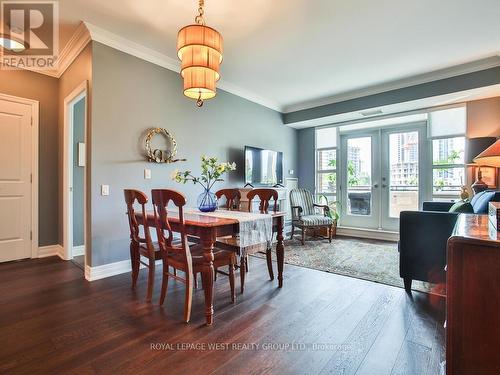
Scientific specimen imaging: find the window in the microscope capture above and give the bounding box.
[431,137,465,199]
[428,105,466,201]
[316,127,337,201]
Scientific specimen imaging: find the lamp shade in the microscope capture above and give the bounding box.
[177,24,223,101]
[474,139,500,167]
[466,137,497,164]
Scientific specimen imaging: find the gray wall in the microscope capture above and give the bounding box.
[297,128,315,193]
[90,42,298,266]
[0,69,59,246]
[72,97,85,247]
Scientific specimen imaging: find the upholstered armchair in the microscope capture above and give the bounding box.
[399,190,500,293]
[289,188,335,245]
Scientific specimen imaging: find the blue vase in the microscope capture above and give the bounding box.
[197,188,217,212]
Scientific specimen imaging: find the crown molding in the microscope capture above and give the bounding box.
[56,22,91,78]
[83,22,283,112]
[283,55,500,113]
[1,22,91,78]
[84,21,179,73]
[216,79,282,112]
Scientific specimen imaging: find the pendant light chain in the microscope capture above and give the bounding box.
[196,0,206,107]
[195,0,205,25]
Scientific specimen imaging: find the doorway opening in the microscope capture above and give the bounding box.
[63,82,88,271]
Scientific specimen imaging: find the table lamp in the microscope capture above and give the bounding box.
[474,139,500,167]
[467,137,497,193]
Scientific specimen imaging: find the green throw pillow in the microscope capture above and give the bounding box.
[449,201,474,213]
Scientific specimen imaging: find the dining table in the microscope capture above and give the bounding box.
[135,209,286,325]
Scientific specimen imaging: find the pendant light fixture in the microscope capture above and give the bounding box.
[177,0,223,107]
[0,34,26,52]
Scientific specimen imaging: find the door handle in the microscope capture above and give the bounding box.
[373,184,379,188]
[382,184,387,188]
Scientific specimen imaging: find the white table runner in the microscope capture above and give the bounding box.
[185,208,273,250]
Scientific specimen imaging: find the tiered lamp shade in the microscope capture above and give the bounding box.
[177,24,223,100]
[474,139,500,167]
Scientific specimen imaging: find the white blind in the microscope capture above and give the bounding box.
[429,106,466,138]
[316,127,337,149]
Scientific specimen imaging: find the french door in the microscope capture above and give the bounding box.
[340,123,427,231]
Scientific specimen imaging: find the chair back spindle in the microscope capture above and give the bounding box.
[215,189,241,210]
[124,189,152,245]
[247,189,278,214]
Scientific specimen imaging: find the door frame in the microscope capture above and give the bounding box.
[63,81,88,264]
[0,92,39,259]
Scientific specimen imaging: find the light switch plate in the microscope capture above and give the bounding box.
[144,169,151,179]
[289,169,294,175]
[101,185,109,196]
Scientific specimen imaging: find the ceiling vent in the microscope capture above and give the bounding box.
[360,109,383,117]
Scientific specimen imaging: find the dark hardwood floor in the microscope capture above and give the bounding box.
[71,255,85,270]
[0,256,445,375]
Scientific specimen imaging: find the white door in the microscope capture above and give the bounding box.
[380,125,427,231]
[340,131,380,229]
[0,98,32,262]
[339,123,427,231]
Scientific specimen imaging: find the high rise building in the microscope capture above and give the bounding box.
[390,132,419,187]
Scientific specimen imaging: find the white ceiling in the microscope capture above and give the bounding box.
[59,0,500,112]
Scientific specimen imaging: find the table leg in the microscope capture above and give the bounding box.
[201,231,215,325]
[276,216,285,288]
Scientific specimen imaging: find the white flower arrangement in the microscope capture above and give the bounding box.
[171,156,236,190]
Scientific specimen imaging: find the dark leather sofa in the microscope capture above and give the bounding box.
[399,190,500,292]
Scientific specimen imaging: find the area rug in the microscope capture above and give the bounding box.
[254,236,445,295]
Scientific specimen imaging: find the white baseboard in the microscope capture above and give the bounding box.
[38,245,64,259]
[85,258,162,282]
[72,245,85,257]
[337,226,399,242]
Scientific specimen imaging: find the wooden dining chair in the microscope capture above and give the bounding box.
[245,188,278,284]
[151,189,237,323]
[216,188,278,293]
[212,188,242,281]
[215,188,241,210]
[124,189,160,302]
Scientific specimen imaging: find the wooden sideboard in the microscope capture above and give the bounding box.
[446,214,500,375]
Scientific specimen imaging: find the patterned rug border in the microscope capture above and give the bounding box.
[253,236,445,296]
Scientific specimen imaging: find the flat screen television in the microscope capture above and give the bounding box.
[244,146,283,186]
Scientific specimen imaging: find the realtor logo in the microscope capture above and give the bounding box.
[1,0,59,70]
